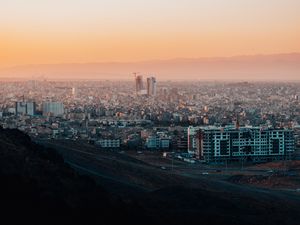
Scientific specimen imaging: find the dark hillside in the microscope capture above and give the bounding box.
[1,127,300,225]
[0,128,134,225]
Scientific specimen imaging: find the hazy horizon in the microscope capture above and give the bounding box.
[1,51,300,68]
[1,0,300,80]
[0,52,299,81]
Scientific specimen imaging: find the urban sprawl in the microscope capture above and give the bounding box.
[1,76,300,163]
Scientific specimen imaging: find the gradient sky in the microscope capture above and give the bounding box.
[1,0,300,68]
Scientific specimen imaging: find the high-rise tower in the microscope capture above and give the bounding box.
[147,77,157,96]
[134,73,144,95]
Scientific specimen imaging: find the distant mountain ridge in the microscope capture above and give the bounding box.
[1,53,300,80]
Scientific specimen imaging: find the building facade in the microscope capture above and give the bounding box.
[188,126,201,153]
[135,75,144,95]
[96,139,120,148]
[42,102,64,116]
[196,126,295,162]
[15,102,36,116]
[146,135,170,150]
[146,77,157,97]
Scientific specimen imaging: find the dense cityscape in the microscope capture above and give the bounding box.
[0,77,299,163]
[1,1,300,224]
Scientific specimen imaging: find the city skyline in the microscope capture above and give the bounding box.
[2,1,300,224]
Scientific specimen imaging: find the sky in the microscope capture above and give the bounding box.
[0,0,300,68]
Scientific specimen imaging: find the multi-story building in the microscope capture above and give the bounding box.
[196,126,295,162]
[15,102,36,116]
[135,74,144,95]
[146,77,157,97]
[96,139,120,148]
[146,136,160,149]
[42,102,64,116]
[146,135,170,150]
[188,126,201,153]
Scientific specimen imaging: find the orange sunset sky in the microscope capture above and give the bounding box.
[0,0,300,68]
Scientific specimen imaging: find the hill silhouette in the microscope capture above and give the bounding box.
[1,127,300,225]
[0,128,143,225]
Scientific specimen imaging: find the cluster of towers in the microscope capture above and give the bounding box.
[134,73,157,97]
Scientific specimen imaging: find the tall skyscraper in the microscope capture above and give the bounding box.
[134,74,144,95]
[147,77,157,96]
[42,102,64,116]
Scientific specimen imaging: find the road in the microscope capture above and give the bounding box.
[35,138,300,203]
